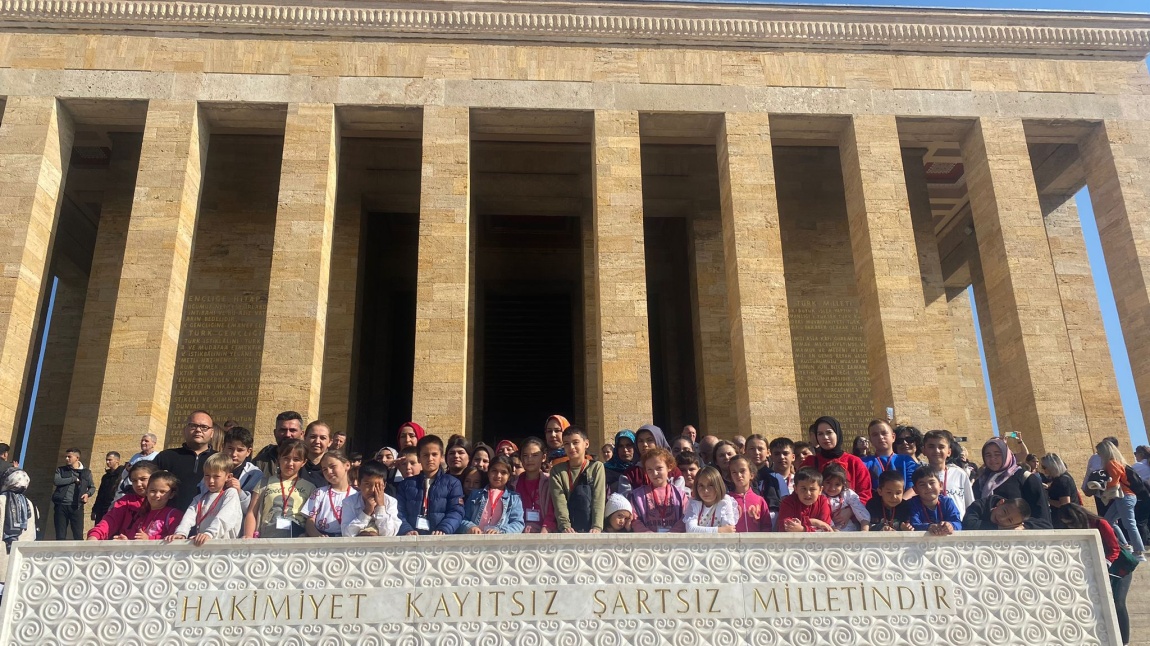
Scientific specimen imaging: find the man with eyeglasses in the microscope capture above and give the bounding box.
[154,410,217,509]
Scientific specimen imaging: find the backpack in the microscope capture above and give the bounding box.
[1125,466,1150,502]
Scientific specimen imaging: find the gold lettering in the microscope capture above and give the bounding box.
[872,586,892,611]
[655,589,671,613]
[309,594,326,619]
[676,589,690,613]
[785,585,792,612]
[544,590,558,616]
[706,589,720,614]
[859,584,866,611]
[491,591,504,617]
[452,592,470,616]
[612,591,629,614]
[636,590,651,614]
[406,593,424,619]
[826,587,841,613]
[897,586,915,610]
[513,591,527,617]
[433,594,450,617]
[797,586,808,612]
[264,594,290,620]
[592,590,607,616]
[205,598,223,621]
[934,585,951,610]
[331,595,344,620]
[182,595,202,623]
[350,593,365,618]
[230,594,248,621]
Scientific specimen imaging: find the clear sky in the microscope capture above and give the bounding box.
[741,0,1147,10]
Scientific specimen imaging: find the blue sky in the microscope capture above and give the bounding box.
[751,0,1147,9]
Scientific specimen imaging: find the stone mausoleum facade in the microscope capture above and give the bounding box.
[1,0,1149,513]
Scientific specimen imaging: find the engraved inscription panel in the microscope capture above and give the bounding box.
[0,532,1120,646]
[789,297,872,437]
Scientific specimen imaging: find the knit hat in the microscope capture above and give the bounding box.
[605,493,633,518]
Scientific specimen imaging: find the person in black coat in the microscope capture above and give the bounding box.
[973,438,1051,529]
[90,451,124,523]
[51,449,96,540]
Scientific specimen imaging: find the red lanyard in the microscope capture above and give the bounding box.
[280,477,299,517]
[697,502,718,527]
[933,502,943,524]
[486,489,503,521]
[883,504,897,525]
[651,485,674,529]
[877,455,893,474]
[196,491,226,525]
[328,488,344,524]
[422,478,432,516]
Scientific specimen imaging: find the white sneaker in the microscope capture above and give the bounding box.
[1137,553,1146,563]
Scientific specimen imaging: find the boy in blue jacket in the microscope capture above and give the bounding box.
[397,435,465,535]
[906,467,962,535]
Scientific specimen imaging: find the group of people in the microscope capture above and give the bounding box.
[3,409,1142,643]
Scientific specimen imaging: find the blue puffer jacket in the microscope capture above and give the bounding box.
[396,471,464,535]
[457,488,525,534]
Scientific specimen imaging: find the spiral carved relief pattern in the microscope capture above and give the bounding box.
[0,532,1118,646]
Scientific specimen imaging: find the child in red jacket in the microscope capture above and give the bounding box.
[776,468,833,532]
[86,461,159,540]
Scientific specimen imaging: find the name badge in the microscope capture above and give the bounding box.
[525,510,541,523]
[416,517,430,531]
[657,527,670,533]
[275,516,293,530]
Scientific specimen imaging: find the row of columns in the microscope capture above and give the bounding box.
[0,98,1146,454]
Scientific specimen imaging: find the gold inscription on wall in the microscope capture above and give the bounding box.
[176,582,955,626]
[788,298,872,436]
[166,293,266,442]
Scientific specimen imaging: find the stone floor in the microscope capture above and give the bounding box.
[1126,567,1150,645]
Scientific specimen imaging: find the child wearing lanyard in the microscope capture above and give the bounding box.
[243,439,315,538]
[921,430,975,519]
[630,448,689,533]
[821,463,869,531]
[169,454,243,545]
[516,438,557,533]
[684,466,739,533]
[304,450,355,537]
[727,456,769,532]
[906,467,963,535]
[863,469,913,531]
[458,457,524,534]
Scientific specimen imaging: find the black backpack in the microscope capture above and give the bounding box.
[1125,466,1150,502]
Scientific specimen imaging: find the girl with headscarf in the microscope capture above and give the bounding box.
[603,430,638,493]
[621,425,683,493]
[397,422,425,451]
[799,416,873,505]
[974,437,1050,529]
[0,470,35,590]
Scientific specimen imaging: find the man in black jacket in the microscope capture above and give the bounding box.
[253,410,304,480]
[52,448,95,539]
[154,410,216,510]
[91,451,124,523]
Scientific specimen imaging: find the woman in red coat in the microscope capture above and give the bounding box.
[799,416,872,504]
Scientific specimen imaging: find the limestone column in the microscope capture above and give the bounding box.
[581,212,602,445]
[839,115,943,428]
[0,97,74,444]
[59,133,141,459]
[1042,195,1126,456]
[411,105,471,437]
[92,101,208,451]
[253,104,340,442]
[688,214,737,435]
[962,118,1089,458]
[589,110,653,442]
[716,113,801,439]
[1081,120,1150,434]
[903,148,966,433]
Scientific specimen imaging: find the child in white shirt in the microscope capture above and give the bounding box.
[684,466,739,533]
[822,463,869,531]
[168,453,243,545]
[341,461,400,537]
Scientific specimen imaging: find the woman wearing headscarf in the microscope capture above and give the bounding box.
[973,437,1051,529]
[0,470,35,591]
[543,415,571,462]
[621,425,683,493]
[603,430,639,494]
[798,416,873,505]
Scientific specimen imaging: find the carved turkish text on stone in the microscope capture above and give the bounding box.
[789,298,873,436]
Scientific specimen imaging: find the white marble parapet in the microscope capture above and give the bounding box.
[0,0,1146,59]
[0,531,1121,645]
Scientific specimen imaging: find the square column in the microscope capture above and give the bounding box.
[93,101,208,450]
[716,113,801,438]
[411,105,471,437]
[689,215,737,435]
[1081,120,1150,432]
[0,97,74,443]
[839,115,943,428]
[253,104,340,442]
[589,110,653,439]
[963,118,1089,457]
